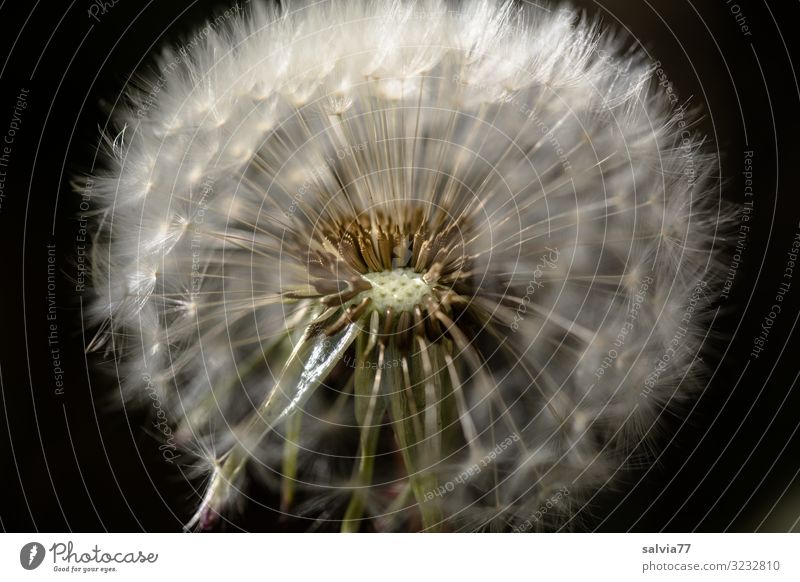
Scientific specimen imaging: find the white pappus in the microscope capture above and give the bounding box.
[84,0,732,531]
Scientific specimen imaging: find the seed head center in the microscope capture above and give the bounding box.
[360,268,432,312]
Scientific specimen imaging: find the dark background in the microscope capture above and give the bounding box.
[0,0,799,532]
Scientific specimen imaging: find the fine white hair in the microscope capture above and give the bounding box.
[86,0,731,531]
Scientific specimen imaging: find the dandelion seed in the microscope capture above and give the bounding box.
[86,0,731,531]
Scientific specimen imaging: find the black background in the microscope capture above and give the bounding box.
[1,0,799,532]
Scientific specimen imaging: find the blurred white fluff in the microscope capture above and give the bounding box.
[87,0,731,531]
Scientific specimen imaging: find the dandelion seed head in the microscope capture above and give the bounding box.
[86,0,732,531]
